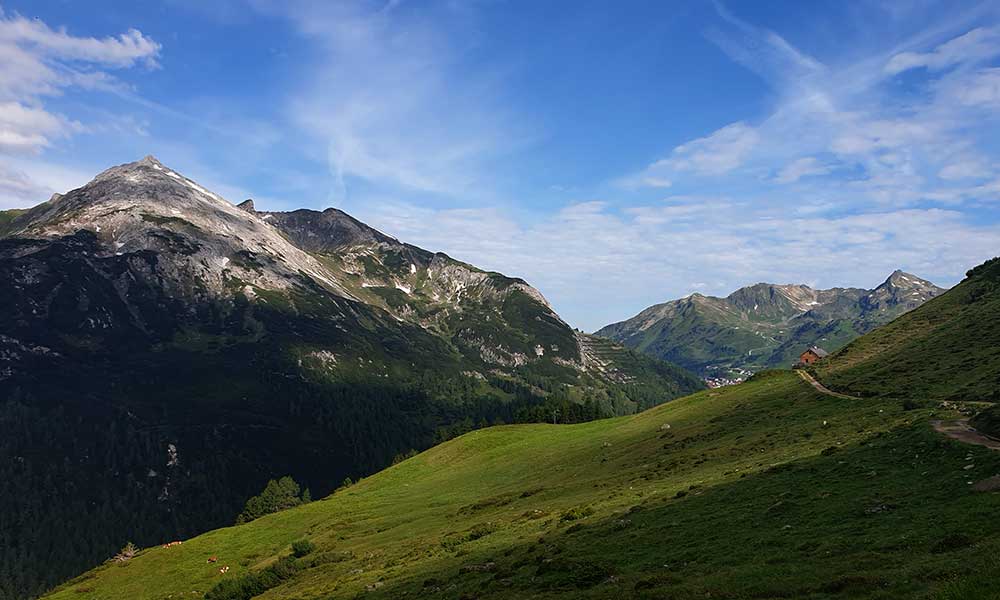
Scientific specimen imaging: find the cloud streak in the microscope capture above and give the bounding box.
[254,1,530,198]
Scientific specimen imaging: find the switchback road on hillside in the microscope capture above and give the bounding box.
[797,370,860,400]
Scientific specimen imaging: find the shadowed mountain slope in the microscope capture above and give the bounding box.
[0,157,700,600]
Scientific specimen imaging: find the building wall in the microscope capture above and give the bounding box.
[799,351,820,365]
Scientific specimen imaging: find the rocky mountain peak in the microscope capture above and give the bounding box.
[237,199,256,213]
[864,270,944,311]
[6,155,355,300]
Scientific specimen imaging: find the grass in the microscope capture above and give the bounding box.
[815,257,1000,402]
[45,370,1000,599]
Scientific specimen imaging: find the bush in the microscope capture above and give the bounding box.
[559,506,594,522]
[291,539,315,558]
[391,449,418,465]
[236,476,310,525]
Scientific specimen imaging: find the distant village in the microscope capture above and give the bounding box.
[703,346,829,388]
[703,366,753,388]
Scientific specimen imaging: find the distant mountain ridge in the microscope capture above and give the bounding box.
[595,271,945,378]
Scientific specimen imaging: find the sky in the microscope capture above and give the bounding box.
[2,0,1000,331]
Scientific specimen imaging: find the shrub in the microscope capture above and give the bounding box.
[559,506,594,522]
[391,449,419,465]
[291,539,315,558]
[236,476,310,525]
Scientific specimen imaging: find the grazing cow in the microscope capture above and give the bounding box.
[207,556,218,563]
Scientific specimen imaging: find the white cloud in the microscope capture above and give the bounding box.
[0,163,46,201]
[0,14,160,68]
[938,67,1000,109]
[0,155,96,208]
[638,122,759,181]
[939,159,992,180]
[343,194,999,331]
[0,11,160,155]
[626,14,1000,212]
[885,26,1000,74]
[775,157,830,184]
[252,1,529,197]
[639,177,672,188]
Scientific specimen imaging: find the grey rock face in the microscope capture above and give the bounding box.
[6,156,357,301]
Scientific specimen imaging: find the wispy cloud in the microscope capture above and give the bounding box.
[0,10,160,155]
[253,1,530,198]
[624,3,1000,214]
[648,122,759,177]
[885,26,1000,74]
[775,157,830,184]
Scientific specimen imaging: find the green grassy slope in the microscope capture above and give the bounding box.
[814,257,1000,402]
[47,370,1000,600]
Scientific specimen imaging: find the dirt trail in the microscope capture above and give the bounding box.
[796,370,860,400]
[795,370,1000,452]
[932,419,1000,451]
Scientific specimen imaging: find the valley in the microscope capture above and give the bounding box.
[4,5,999,599]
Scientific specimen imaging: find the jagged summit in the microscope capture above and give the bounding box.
[864,270,943,312]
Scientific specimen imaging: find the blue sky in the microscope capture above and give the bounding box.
[2,1,1000,330]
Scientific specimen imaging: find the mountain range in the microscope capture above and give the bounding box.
[38,252,1000,600]
[0,157,701,600]
[595,272,945,379]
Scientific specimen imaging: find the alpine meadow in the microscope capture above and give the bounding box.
[3,2,1000,600]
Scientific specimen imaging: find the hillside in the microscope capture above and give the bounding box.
[596,273,944,379]
[0,157,701,600]
[44,367,1000,600]
[814,257,1000,402]
[43,259,1000,600]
